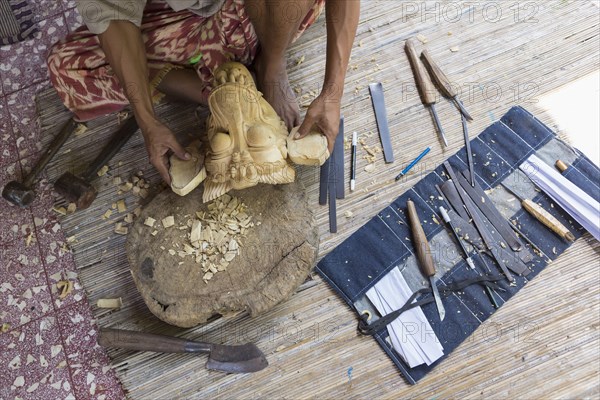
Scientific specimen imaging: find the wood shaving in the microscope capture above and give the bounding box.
[112,176,122,186]
[56,280,73,299]
[53,206,67,215]
[67,203,77,214]
[345,211,354,218]
[102,210,113,220]
[450,46,460,52]
[166,195,255,283]
[416,34,428,44]
[364,164,376,173]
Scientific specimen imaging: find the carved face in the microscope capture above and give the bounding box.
[203,62,295,202]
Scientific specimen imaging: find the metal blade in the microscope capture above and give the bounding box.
[206,343,269,373]
[453,97,473,121]
[461,113,475,187]
[429,276,445,321]
[430,104,448,147]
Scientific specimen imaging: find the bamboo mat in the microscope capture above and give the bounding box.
[35,0,600,398]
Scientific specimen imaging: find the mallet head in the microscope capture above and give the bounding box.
[2,181,35,207]
[54,172,98,210]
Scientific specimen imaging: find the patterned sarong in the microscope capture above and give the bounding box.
[47,0,325,121]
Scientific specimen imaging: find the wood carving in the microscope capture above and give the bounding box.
[169,142,206,196]
[203,62,294,202]
[168,62,329,202]
[288,127,330,166]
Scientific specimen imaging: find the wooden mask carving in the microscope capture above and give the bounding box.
[203,62,295,202]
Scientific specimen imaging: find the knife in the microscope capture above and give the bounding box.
[407,199,445,321]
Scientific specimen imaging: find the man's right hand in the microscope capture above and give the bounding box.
[141,120,191,185]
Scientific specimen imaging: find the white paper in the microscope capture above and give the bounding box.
[520,154,600,241]
[366,267,444,368]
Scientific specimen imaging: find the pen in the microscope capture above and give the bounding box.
[350,132,357,191]
[395,147,430,181]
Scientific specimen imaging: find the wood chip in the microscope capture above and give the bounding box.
[117,199,126,213]
[144,217,156,227]
[102,210,113,220]
[114,223,128,235]
[112,176,122,186]
[67,203,77,214]
[97,165,109,177]
[97,298,122,309]
[119,182,133,192]
[364,164,376,173]
[162,216,175,228]
[450,46,460,52]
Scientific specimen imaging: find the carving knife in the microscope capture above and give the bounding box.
[500,182,575,242]
[407,199,445,321]
[405,39,448,147]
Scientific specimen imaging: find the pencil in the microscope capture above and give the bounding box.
[395,147,430,181]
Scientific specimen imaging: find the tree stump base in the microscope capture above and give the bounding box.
[127,181,319,327]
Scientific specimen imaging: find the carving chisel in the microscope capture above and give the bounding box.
[500,183,575,242]
[407,199,445,320]
[438,206,476,270]
[420,49,475,185]
[405,39,448,147]
[420,49,473,121]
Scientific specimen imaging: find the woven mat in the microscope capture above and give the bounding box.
[36,0,599,398]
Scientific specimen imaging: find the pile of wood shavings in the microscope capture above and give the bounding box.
[151,194,256,283]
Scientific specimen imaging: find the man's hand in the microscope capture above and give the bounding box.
[295,94,341,153]
[141,121,190,184]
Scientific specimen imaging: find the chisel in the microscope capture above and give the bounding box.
[420,49,475,185]
[500,182,575,242]
[420,49,473,121]
[407,199,445,321]
[438,206,475,270]
[405,39,448,147]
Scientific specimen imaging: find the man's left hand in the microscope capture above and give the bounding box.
[295,94,341,154]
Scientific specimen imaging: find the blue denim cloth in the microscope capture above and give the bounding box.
[316,106,600,384]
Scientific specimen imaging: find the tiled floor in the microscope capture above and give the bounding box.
[0,3,124,400]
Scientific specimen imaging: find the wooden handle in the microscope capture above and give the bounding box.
[420,49,457,98]
[407,200,436,277]
[98,329,211,354]
[522,199,575,242]
[555,160,569,173]
[405,39,437,105]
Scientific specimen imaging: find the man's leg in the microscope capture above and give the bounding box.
[246,0,317,130]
